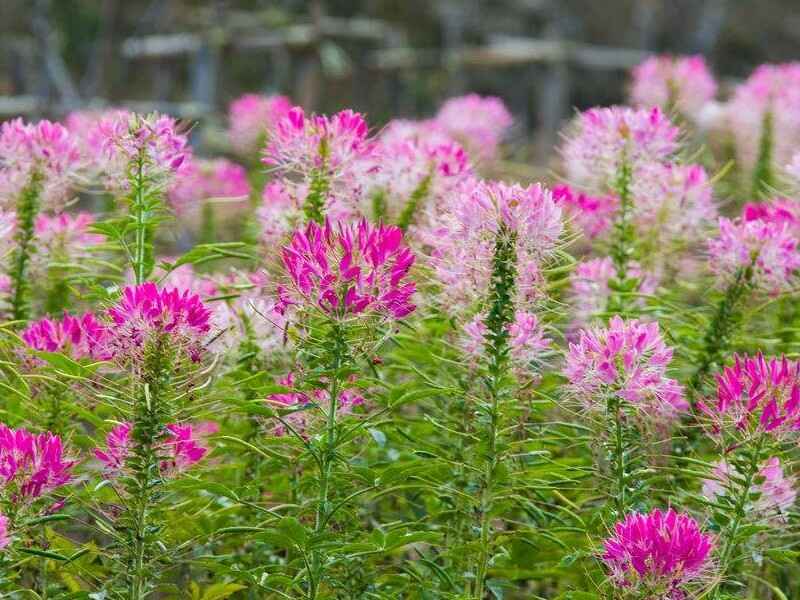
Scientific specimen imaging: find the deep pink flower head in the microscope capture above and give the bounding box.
[708,214,800,294]
[699,354,800,439]
[603,508,714,599]
[630,55,717,119]
[279,219,416,320]
[433,94,512,162]
[561,106,679,195]
[0,118,83,210]
[0,425,75,502]
[0,513,9,549]
[168,158,250,214]
[93,422,132,474]
[553,183,618,239]
[227,93,293,156]
[703,457,796,519]
[107,283,213,364]
[742,196,800,237]
[564,316,687,420]
[21,312,110,361]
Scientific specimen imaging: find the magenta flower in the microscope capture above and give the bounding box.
[433,94,512,162]
[602,508,714,599]
[560,106,679,195]
[742,196,800,236]
[698,354,800,439]
[703,457,796,519]
[227,93,293,157]
[553,183,618,239]
[107,283,213,364]
[0,425,75,502]
[21,312,110,361]
[168,158,250,214]
[93,422,132,474]
[630,55,717,119]
[0,513,9,549]
[279,219,416,320]
[564,316,687,420]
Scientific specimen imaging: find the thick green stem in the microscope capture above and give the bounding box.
[751,111,774,199]
[606,158,637,317]
[607,395,633,517]
[132,152,149,285]
[9,171,43,322]
[397,172,432,231]
[303,139,331,225]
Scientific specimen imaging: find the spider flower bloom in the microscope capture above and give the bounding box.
[257,181,306,249]
[462,310,551,373]
[0,513,8,549]
[21,312,110,361]
[227,93,293,157]
[630,55,717,120]
[279,219,416,320]
[107,283,213,365]
[34,212,104,249]
[564,316,687,420]
[698,354,800,438]
[560,106,679,195]
[433,94,512,162]
[0,425,75,501]
[0,118,83,210]
[703,457,797,518]
[168,158,250,214]
[708,215,800,295]
[602,508,714,599]
[553,183,618,239]
[93,422,132,474]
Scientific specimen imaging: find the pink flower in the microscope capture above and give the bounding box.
[0,118,83,210]
[155,263,218,300]
[21,312,110,361]
[788,152,800,187]
[93,422,132,474]
[462,310,550,374]
[34,212,104,249]
[553,184,618,239]
[698,354,800,439]
[257,181,306,249]
[434,94,512,162]
[630,55,717,119]
[564,316,687,420]
[708,214,800,294]
[279,219,416,320]
[703,457,796,518]
[0,513,9,549]
[227,93,293,156]
[168,158,250,214]
[107,283,213,364]
[0,425,75,502]
[743,196,800,236]
[560,106,679,195]
[602,508,714,599]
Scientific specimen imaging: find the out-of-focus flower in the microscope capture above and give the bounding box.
[630,55,717,120]
[788,152,800,187]
[0,425,75,502]
[0,118,83,210]
[279,219,416,320]
[564,315,687,420]
[257,181,306,249]
[0,513,9,549]
[34,212,104,251]
[433,94,512,162]
[227,93,292,157]
[21,312,110,361]
[602,508,714,599]
[155,263,218,300]
[703,457,796,518]
[168,158,250,214]
[553,183,618,239]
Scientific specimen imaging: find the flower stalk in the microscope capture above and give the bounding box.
[607,157,638,317]
[9,171,43,322]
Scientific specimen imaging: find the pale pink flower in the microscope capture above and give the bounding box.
[227,93,293,157]
[21,312,110,361]
[257,181,306,249]
[0,425,75,502]
[788,152,800,187]
[434,94,512,162]
[156,263,218,300]
[462,310,550,375]
[703,457,796,518]
[602,508,714,599]
[34,212,104,248]
[564,315,687,420]
[168,158,250,214]
[630,55,717,119]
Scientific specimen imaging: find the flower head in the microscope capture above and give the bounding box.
[279,219,416,320]
[553,183,618,239]
[462,310,550,375]
[703,457,796,519]
[21,312,110,361]
[227,93,293,157]
[257,181,306,249]
[564,316,687,420]
[93,422,132,474]
[433,94,512,162]
[0,425,75,502]
[630,55,717,119]
[602,508,714,599]
[0,513,9,549]
[168,158,250,214]
[34,211,104,254]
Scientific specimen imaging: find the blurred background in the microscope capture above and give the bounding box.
[1,0,799,163]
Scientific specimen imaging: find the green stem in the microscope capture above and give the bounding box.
[9,171,43,322]
[751,110,774,199]
[132,152,149,285]
[607,395,630,517]
[397,172,432,231]
[303,139,331,225]
[606,158,637,317]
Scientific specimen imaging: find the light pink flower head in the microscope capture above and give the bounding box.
[257,180,306,249]
[34,212,104,248]
[0,513,9,549]
[564,315,687,420]
[168,158,250,214]
[0,425,75,502]
[462,310,550,376]
[93,422,132,474]
[433,94,512,162]
[279,219,416,320]
[561,106,679,195]
[788,152,800,188]
[602,508,714,599]
[630,55,717,119]
[703,457,796,519]
[553,183,618,239]
[708,214,800,294]
[0,118,83,210]
[21,312,110,361]
[107,283,213,365]
[227,93,293,157]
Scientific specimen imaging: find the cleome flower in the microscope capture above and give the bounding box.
[278,219,416,320]
[0,513,8,549]
[703,457,796,520]
[168,158,250,215]
[0,425,75,503]
[602,508,714,600]
[630,55,717,120]
[227,93,293,157]
[461,310,551,375]
[433,93,512,162]
[21,312,110,361]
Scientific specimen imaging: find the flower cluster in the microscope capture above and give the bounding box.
[564,316,687,420]
[21,312,110,361]
[602,508,714,599]
[34,211,104,253]
[168,158,250,214]
[630,55,717,120]
[462,310,551,373]
[227,93,293,157]
[553,184,618,239]
[0,425,75,502]
[256,181,307,249]
[279,219,416,320]
[433,94,512,162]
[703,457,796,519]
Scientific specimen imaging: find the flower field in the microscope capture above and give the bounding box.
[3,54,800,599]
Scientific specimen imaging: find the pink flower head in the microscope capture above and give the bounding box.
[630,55,717,119]
[93,422,132,474]
[168,158,250,214]
[708,214,800,294]
[788,152,800,188]
[227,93,293,156]
[462,310,550,375]
[699,354,800,439]
[433,94,512,162]
[703,457,796,518]
[553,183,618,239]
[21,312,110,361]
[0,425,75,502]
[162,422,215,473]
[602,508,714,599]
[257,181,306,249]
[0,513,9,549]
[34,212,104,248]
[0,118,83,210]
[564,316,687,420]
[279,219,416,320]
[107,283,213,364]
[743,196,800,236]
[561,106,679,195]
